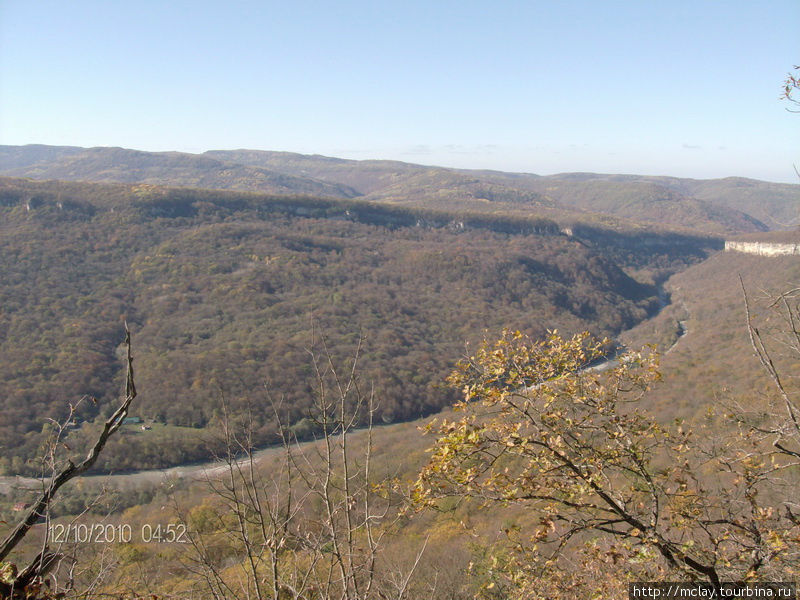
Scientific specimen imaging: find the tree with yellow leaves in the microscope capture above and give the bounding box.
[415,330,798,598]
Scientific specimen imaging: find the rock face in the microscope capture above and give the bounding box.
[724,241,800,256]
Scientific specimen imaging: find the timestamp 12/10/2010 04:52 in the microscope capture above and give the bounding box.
[47,522,188,544]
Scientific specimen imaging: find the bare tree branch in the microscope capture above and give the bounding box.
[0,325,137,575]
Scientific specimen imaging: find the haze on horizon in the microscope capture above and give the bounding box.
[1,1,798,183]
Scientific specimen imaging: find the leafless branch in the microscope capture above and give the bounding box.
[0,325,136,596]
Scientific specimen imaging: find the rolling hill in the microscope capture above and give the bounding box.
[207,148,789,234]
[3,144,796,235]
[6,240,800,598]
[620,232,800,421]
[0,176,686,475]
[0,145,358,198]
[1,168,797,599]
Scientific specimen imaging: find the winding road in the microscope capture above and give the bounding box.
[1,285,691,496]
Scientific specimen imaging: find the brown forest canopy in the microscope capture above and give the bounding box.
[3,144,797,234]
[0,177,718,474]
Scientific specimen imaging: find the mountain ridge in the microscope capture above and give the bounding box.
[3,144,796,235]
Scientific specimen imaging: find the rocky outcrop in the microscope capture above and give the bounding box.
[724,241,800,256]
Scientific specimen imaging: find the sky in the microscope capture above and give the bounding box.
[1,1,798,182]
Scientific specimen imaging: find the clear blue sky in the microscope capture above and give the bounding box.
[1,1,798,182]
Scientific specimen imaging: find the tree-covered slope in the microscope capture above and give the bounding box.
[207,148,785,234]
[0,145,358,198]
[205,148,425,194]
[4,145,793,235]
[0,144,86,170]
[620,241,800,422]
[0,177,672,474]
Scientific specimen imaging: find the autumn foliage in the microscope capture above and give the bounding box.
[415,331,799,598]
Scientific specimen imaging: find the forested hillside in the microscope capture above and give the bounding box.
[621,240,800,420]
[0,177,701,475]
[3,144,795,235]
[202,149,799,232]
[9,242,800,596]
[205,148,795,233]
[0,146,358,198]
